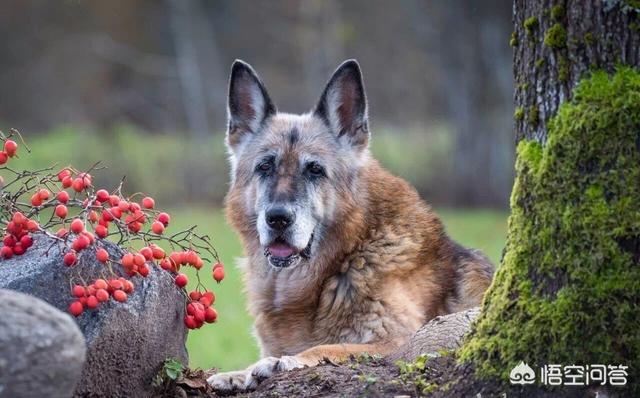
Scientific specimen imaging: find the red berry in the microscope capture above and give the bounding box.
[186,251,199,266]
[128,222,142,233]
[138,263,150,277]
[118,201,130,212]
[3,235,16,247]
[1,246,13,259]
[184,315,197,329]
[204,307,218,323]
[141,196,155,209]
[69,301,84,316]
[95,224,108,238]
[26,220,38,232]
[38,188,50,200]
[57,191,70,203]
[160,258,173,272]
[70,219,84,234]
[55,205,68,218]
[189,291,202,301]
[109,195,120,206]
[122,279,134,293]
[20,235,33,248]
[200,291,216,307]
[175,273,188,288]
[121,253,134,267]
[157,212,170,226]
[96,248,109,263]
[4,140,17,157]
[31,194,43,206]
[63,251,77,266]
[130,202,141,212]
[92,279,107,290]
[111,207,123,219]
[151,245,165,260]
[78,173,92,188]
[213,266,225,283]
[113,290,127,302]
[12,244,24,255]
[72,178,84,192]
[151,221,165,235]
[109,279,124,291]
[139,247,153,261]
[56,228,68,237]
[133,253,146,267]
[72,285,86,298]
[72,235,90,251]
[96,289,109,302]
[194,308,205,323]
[86,295,99,309]
[88,210,99,223]
[13,212,26,225]
[0,151,8,165]
[61,176,73,188]
[95,189,110,203]
[58,168,72,181]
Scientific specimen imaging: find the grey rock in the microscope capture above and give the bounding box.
[0,235,188,397]
[0,289,86,398]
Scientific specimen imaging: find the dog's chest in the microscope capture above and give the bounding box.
[254,228,431,357]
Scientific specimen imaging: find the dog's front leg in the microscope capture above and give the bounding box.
[208,342,395,392]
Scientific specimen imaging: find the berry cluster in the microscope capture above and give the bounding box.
[2,211,37,258]
[69,277,135,315]
[184,290,217,329]
[0,129,224,330]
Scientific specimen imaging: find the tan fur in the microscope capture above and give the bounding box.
[225,137,494,363]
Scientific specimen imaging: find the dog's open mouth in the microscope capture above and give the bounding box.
[264,234,313,268]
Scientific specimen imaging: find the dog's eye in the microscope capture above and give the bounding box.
[256,160,273,174]
[306,162,325,177]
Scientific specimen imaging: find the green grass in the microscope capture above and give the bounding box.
[170,206,508,372]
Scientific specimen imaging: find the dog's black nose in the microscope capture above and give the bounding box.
[266,207,295,231]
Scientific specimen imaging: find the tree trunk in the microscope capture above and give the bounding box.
[459,0,640,394]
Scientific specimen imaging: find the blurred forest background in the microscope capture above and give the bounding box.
[0,0,514,207]
[0,0,513,370]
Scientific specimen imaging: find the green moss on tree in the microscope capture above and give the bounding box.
[510,31,519,47]
[514,107,525,121]
[550,5,565,20]
[459,67,640,394]
[535,58,546,69]
[524,17,539,38]
[544,23,567,48]
[584,32,595,45]
[528,105,539,126]
[558,56,569,82]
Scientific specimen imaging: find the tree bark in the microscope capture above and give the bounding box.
[459,1,640,395]
[513,0,640,143]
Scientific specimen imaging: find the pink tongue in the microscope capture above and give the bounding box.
[268,243,295,258]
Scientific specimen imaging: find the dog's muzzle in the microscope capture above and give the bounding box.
[264,233,313,268]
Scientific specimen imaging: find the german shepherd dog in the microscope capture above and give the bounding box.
[208,60,494,392]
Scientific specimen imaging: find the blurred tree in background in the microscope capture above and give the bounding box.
[0,0,513,207]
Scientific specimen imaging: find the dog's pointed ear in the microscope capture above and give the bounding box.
[314,60,369,148]
[227,60,276,150]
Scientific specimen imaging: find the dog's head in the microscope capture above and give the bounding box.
[225,60,370,269]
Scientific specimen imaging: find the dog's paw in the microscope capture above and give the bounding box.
[207,370,249,394]
[245,356,304,389]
